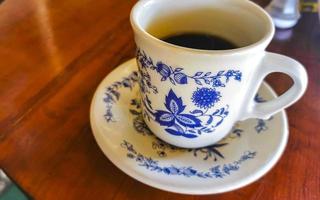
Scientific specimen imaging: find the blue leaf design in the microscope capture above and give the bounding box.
[190,109,203,115]
[165,128,183,136]
[176,114,202,128]
[207,115,213,125]
[174,68,183,72]
[155,111,175,126]
[169,99,180,115]
[169,77,175,85]
[195,79,202,85]
[211,109,220,115]
[175,124,185,133]
[215,119,224,127]
[159,113,174,122]
[165,89,185,114]
[195,72,203,76]
[188,130,196,133]
[183,133,198,138]
[217,71,225,76]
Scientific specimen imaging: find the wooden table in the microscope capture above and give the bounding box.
[0,0,319,199]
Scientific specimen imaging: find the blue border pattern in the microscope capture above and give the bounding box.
[121,140,256,178]
[103,71,139,122]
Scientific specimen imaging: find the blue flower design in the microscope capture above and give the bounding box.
[135,49,243,138]
[163,167,180,175]
[143,88,229,138]
[212,78,224,87]
[235,74,241,81]
[173,73,188,84]
[156,62,171,81]
[225,70,234,77]
[155,89,202,129]
[191,87,221,109]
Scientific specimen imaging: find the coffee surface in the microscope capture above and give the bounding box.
[162,33,237,50]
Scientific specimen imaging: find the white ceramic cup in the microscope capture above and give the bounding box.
[130,0,308,148]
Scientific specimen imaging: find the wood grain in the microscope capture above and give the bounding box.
[0,0,319,199]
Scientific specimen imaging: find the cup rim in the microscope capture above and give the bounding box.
[130,0,275,55]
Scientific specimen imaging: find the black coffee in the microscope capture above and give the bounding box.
[162,33,237,50]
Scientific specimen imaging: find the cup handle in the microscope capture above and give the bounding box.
[239,52,308,120]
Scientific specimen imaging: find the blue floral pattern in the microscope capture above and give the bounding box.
[102,72,274,166]
[142,89,230,138]
[254,94,273,133]
[192,87,221,109]
[130,98,231,161]
[154,89,202,138]
[130,99,233,161]
[129,96,272,162]
[121,140,256,178]
[255,117,273,133]
[151,137,229,161]
[155,89,201,129]
[136,48,242,138]
[137,49,242,87]
[131,93,272,138]
[103,71,138,122]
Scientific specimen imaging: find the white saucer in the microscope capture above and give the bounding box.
[90,59,289,195]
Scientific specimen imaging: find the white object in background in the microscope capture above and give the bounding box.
[318,0,320,22]
[0,170,10,195]
[266,0,301,29]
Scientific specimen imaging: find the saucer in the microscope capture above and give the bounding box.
[90,59,288,195]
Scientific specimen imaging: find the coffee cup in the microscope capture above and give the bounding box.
[130,0,308,148]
